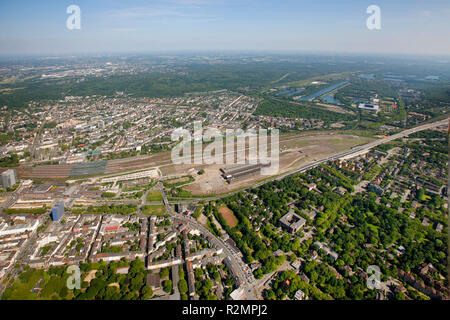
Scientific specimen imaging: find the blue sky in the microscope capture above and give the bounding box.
[0,0,449,55]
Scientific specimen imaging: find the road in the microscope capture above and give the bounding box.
[168,118,449,203]
[1,118,446,299]
[157,182,258,299]
[271,73,291,84]
[0,227,41,296]
[30,109,50,161]
[0,188,21,222]
[244,261,293,299]
[159,117,448,299]
[258,118,449,185]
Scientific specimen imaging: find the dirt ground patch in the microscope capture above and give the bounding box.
[315,103,354,114]
[84,270,98,283]
[28,131,375,196]
[219,205,238,228]
[183,133,374,196]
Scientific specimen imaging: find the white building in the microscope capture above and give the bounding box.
[0,219,39,236]
[294,289,306,300]
[1,169,17,189]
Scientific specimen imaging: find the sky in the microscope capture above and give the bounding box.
[0,0,449,56]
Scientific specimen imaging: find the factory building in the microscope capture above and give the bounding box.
[358,103,380,112]
[220,163,271,183]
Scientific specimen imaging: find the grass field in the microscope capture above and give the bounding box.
[218,205,238,228]
[142,204,166,216]
[163,175,195,188]
[146,190,164,202]
[1,268,41,300]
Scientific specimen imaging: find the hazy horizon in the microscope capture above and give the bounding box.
[1,0,450,56]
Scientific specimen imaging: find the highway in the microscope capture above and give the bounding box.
[158,118,449,299]
[259,118,449,184]
[168,118,449,203]
[0,118,446,300]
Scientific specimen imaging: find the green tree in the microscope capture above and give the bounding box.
[141,286,154,300]
[160,268,170,278]
[163,280,173,293]
[178,279,188,294]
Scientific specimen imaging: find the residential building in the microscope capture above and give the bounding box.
[1,169,17,189]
